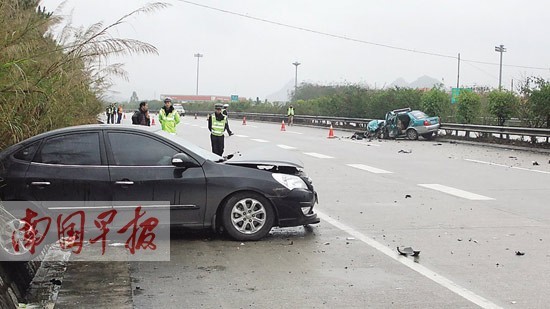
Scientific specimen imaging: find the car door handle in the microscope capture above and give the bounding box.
[31,181,51,186]
[115,181,134,186]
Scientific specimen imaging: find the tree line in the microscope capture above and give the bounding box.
[182,81,549,128]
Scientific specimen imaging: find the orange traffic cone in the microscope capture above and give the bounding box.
[242,116,247,125]
[327,124,335,138]
[280,120,286,131]
[151,117,156,126]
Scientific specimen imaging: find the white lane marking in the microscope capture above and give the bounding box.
[465,159,550,175]
[251,139,269,143]
[283,131,303,135]
[418,184,495,200]
[347,164,392,174]
[277,144,296,150]
[303,152,334,159]
[242,125,258,128]
[342,139,381,147]
[317,211,502,309]
[234,134,249,138]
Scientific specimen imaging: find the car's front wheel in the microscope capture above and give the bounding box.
[222,192,275,241]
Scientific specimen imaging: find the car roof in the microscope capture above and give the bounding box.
[20,124,161,144]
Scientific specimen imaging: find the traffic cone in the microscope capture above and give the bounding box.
[242,116,247,125]
[281,120,286,131]
[327,124,335,138]
[151,117,156,126]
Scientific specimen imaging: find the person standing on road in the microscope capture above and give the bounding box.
[222,103,234,136]
[106,103,115,124]
[159,97,180,134]
[116,104,123,124]
[287,105,295,126]
[208,103,229,156]
[131,101,150,126]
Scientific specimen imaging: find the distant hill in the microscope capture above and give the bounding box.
[389,75,443,89]
[266,80,293,102]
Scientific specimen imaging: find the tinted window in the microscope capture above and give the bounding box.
[13,142,39,162]
[36,133,101,165]
[108,133,178,166]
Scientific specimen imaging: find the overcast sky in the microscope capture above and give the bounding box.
[40,0,550,101]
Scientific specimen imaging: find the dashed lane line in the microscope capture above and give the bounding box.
[251,139,270,143]
[277,144,296,150]
[303,152,334,159]
[317,211,502,309]
[234,134,249,138]
[418,184,495,200]
[465,159,550,175]
[347,164,392,174]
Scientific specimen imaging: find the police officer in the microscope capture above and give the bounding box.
[159,97,180,134]
[208,103,229,156]
[287,105,295,126]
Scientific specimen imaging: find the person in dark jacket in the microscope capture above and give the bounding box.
[132,101,150,126]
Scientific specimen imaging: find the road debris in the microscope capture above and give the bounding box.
[515,251,525,256]
[324,242,330,245]
[346,237,355,241]
[405,194,412,198]
[433,143,442,146]
[532,161,539,166]
[398,149,412,154]
[397,246,420,257]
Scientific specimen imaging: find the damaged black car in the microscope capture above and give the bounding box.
[0,125,319,241]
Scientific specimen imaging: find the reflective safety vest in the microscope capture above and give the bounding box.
[211,114,227,136]
[159,108,180,133]
[287,107,295,116]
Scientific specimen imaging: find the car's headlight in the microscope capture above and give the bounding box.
[272,173,308,190]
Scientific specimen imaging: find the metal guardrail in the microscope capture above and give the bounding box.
[190,111,550,143]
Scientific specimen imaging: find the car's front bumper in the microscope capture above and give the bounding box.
[269,188,320,227]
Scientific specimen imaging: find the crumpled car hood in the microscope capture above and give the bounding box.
[224,148,304,168]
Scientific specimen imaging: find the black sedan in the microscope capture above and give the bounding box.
[0,125,319,242]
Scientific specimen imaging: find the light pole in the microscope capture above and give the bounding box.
[194,53,203,95]
[494,45,506,90]
[292,61,300,98]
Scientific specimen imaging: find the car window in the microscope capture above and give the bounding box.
[13,142,39,162]
[35,133,101,165]
[108,132,179,166]
[410,111,428,119]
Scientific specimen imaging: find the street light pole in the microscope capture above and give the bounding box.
[494,45,506,90]
[292,61,301,98]
[194,53,203,95]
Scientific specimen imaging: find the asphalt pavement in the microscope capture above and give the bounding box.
[54,115,550,308]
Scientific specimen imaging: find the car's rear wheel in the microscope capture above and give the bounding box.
[406,129,418,140]
[0,219,39,261]
[222,192,275,241]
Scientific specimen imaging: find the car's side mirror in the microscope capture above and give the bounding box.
[172,153,199,168]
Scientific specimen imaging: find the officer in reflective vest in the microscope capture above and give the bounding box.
[208,103,229,156]
[287,105,295,126]
[159,97,180,134]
